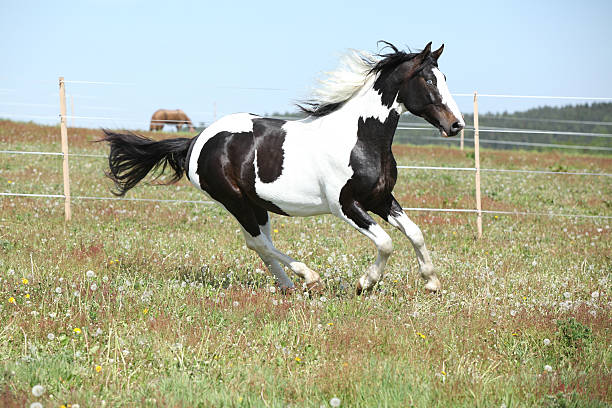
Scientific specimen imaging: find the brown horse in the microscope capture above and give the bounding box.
[150,109,195,132]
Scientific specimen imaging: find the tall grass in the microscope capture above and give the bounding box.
[1,121,610,407]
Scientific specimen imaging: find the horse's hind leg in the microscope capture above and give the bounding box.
[378,196,440,292]
[243,209,294,290]
[231,203,321,290]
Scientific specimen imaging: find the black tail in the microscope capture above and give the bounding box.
[100,129,193,196]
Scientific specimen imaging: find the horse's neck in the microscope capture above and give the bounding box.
[316,76,403,138]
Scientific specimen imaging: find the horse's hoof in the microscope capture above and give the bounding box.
[279,285,297,295]
[424,277,441,293]
[305,280,324,293]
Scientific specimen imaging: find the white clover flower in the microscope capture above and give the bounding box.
[86,270,95,279]
[543,338,551,346]
[233,301,239,307]
[563,292,571,299]
[531,260,537,266]
[31,384,45,397]
[510,310,517,317]
[330,397,341,407]
[544,365,553,372]
[102,275,109,283]
[30,403,43,408]
[47,333,55,341]
[269,286,276,294]
[8,269,15,276]
[55,287,62,294]
[591,291,600,299]
[90,283,98,291]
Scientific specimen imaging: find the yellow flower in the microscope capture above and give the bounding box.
[512,333,518,336]
[273,229,279,233]
[7,180,13,184]
[95,365,102,373]
[143,308,149,315]
[441,370,447,376]
[295,356,301,362]
[416,332,426,339]
[73,327,81,334]
[8,297,16,304]
[22,278,29,285]
[327,322,333,326]
[25,294,30,299]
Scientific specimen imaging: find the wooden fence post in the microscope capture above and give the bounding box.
[473,91,482,239]
[59,77,72,221]
[70,94,74,128]
[460,129,464,151]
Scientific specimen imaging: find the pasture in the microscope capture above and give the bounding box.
[0,120,610,407]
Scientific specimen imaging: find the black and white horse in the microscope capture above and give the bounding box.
[102,42,464,294]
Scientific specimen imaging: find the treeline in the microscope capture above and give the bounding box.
[271,102,612,152]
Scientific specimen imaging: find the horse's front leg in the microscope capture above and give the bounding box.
[381,196,440,292]
[333,200,394,295]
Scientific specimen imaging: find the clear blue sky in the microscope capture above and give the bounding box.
[1,0,611,129]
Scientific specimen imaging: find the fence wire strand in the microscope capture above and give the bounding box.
[1,192,610,219]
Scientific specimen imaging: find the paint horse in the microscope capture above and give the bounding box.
[103,42,464,294]
[149,109,195,132]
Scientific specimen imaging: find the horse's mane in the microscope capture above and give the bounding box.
[297,42,419,117]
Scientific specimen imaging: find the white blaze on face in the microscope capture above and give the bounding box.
[432,68,465,127]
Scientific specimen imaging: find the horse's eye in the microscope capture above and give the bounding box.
[426,79,434,85]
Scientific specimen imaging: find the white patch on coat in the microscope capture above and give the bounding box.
[187,113,258,189]
[432,68,464,127]
[252,78,397,217]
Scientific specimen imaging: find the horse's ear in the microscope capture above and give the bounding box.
[431,44,444,62]
[408,42,432,69]
[421,42,432,56]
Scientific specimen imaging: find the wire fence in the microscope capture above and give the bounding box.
[1,80,611,229]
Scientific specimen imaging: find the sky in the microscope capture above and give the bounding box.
[1,0,611,130]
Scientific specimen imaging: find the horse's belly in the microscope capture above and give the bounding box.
[254,176,330,216]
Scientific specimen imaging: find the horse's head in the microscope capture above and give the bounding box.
[393,42,464,137]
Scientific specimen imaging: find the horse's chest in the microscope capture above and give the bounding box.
[344,113,399,200]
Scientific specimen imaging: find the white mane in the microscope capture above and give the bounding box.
[309,49,379,107]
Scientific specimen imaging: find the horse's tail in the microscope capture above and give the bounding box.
[100,129,193,196]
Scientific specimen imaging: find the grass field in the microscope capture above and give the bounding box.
[0,120,610,407]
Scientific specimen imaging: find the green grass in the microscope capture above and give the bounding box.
[0,120,611,407]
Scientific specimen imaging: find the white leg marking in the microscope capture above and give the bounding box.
[388,211,440,291]
[356,223,393,292]
[241,227,320,287]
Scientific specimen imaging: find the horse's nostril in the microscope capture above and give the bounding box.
[451,121,464,132]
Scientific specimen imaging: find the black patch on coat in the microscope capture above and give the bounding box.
[252,118,286,183]
[194,130,288,237]
[339,111,400,229]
